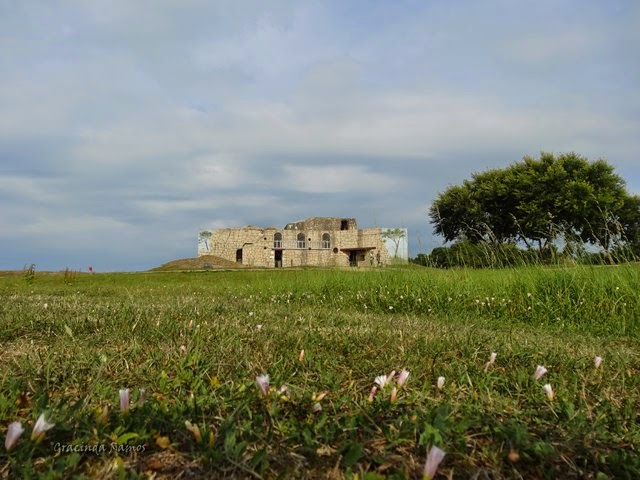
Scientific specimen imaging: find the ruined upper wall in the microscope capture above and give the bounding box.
[284,217,357,231]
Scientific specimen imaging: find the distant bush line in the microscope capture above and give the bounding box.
[411,241,638,269]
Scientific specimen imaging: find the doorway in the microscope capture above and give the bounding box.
[275,250,282,268]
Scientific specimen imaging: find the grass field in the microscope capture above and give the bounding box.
[1,264,639,479]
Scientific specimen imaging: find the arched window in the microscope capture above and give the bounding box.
[274,232,282,248]
[322,233,330,249]
[297,232,306,249]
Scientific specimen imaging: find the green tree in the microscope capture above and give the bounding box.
[616,194,640,257]
[429,152,639,256]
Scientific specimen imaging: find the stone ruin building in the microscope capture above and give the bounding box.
[198,217,392,268]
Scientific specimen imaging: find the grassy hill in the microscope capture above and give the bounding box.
[151,255,244,271]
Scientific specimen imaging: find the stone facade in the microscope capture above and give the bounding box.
[198,217,391,268]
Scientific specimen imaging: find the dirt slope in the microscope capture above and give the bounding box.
[151,255,243,271]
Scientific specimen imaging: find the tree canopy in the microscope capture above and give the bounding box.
[429,152,640,256]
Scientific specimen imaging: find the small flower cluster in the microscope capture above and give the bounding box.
[368,369,411,403]
[5,413,54,451]
[255,374,328,413]
[530,355,603,402]
[5,387,147,452]
[364,368,447,476]
[4,348,606,480]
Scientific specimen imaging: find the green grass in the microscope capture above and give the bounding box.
[1,264,639,479]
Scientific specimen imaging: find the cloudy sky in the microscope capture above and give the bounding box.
[1,1,638,271]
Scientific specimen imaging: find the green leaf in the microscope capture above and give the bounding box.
[235,440,248,458]
[224,430,236,456]
[342,443,363,467]
[363,474,386,480]
[64,452,81,468]
[563,401,575,420]
[116,432,140,444]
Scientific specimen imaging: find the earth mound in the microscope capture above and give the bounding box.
[151,255,243,271]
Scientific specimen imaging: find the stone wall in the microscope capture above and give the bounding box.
[199,218,392,268]
[284,217,357,232]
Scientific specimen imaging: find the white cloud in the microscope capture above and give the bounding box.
[0,1,638,269]
[0,175,65,205]
[191,17,299,76]
[186,154,246,189]
[282,165,398,194]
[2,211,131,239]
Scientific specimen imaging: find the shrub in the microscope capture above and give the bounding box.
[425,242,550,268]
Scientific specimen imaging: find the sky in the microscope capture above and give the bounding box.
[1,0,639,271]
